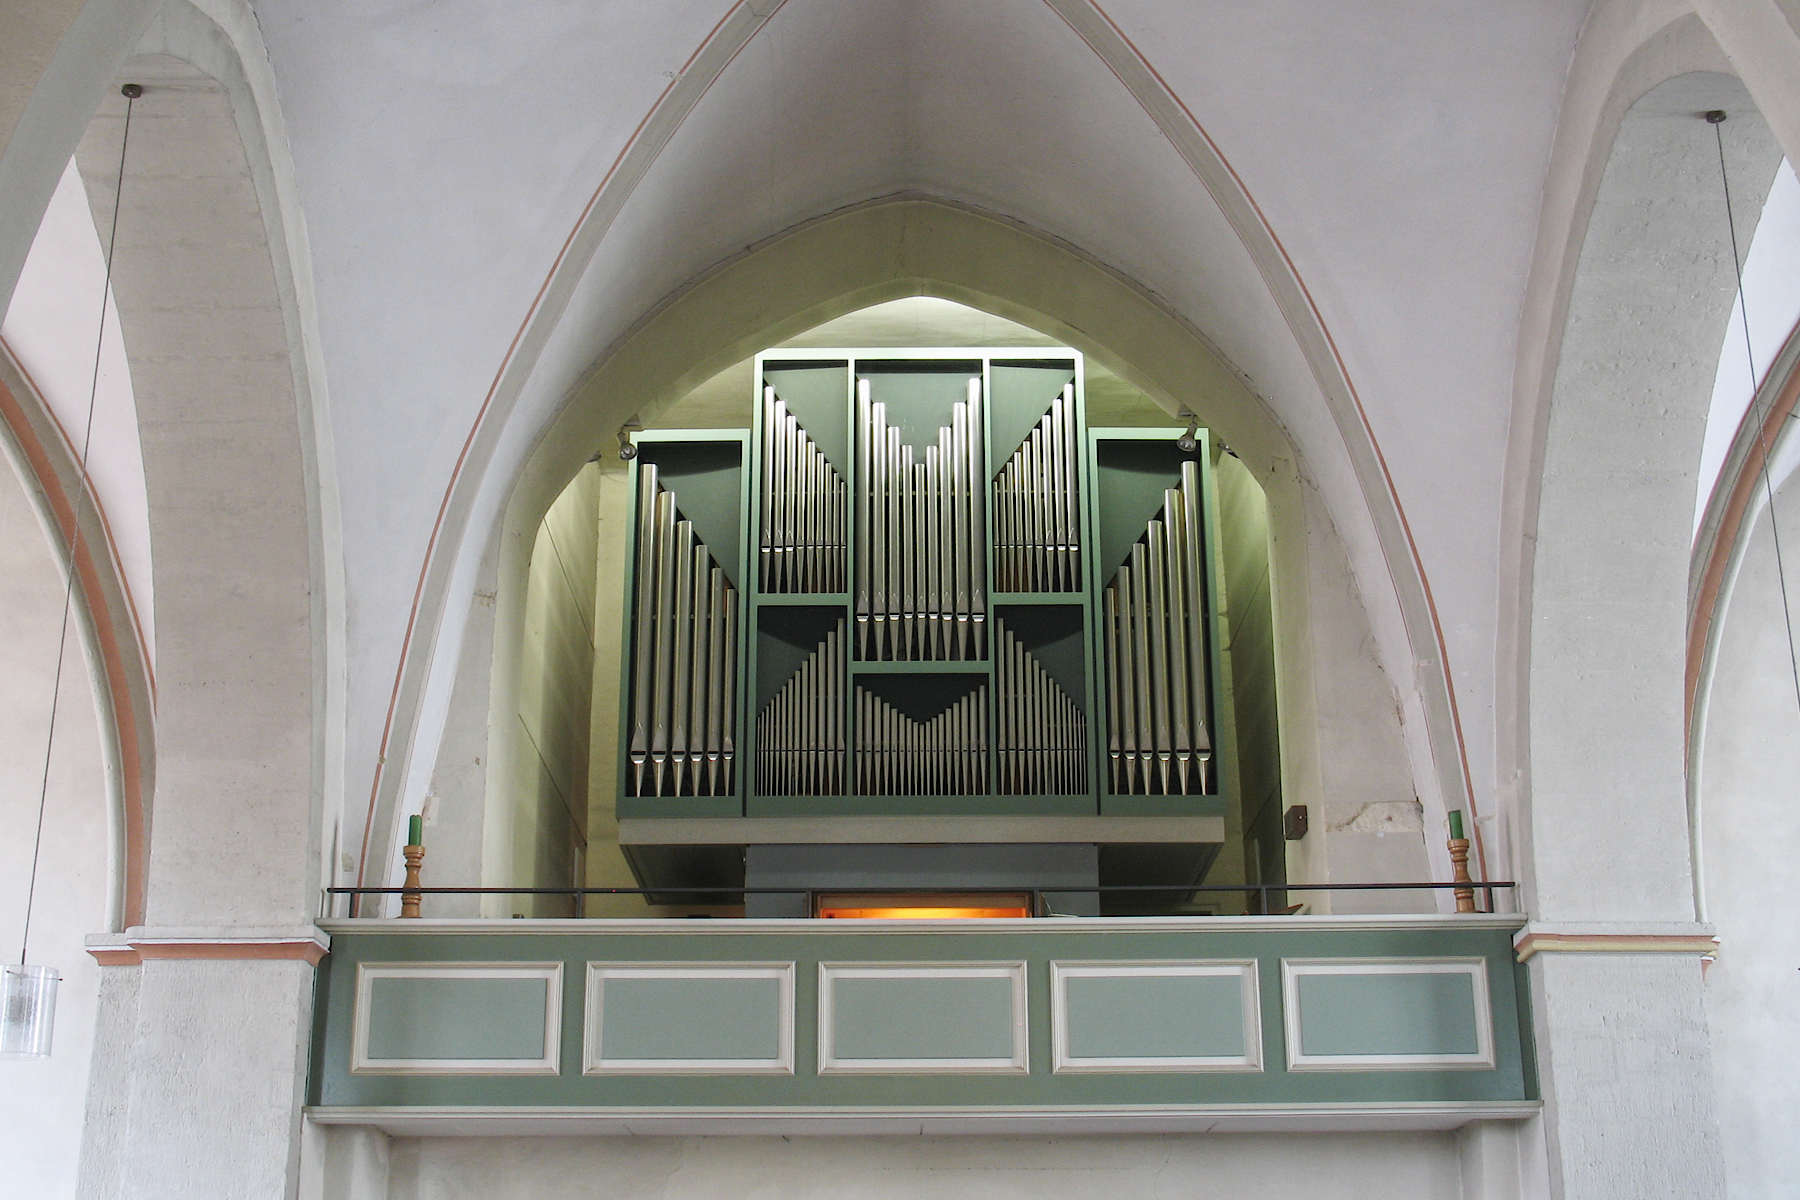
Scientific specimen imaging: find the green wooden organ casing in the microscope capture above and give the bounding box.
[616,349,1235,825]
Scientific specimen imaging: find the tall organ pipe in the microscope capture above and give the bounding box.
[855,682,989,795]
[994,385,1079,593]
[1100,462,1212,795]
[994,619,1087,795]
[628,472,738,797]
[756,619,846,796]
[853,378,985,660]
[760,387,846,593]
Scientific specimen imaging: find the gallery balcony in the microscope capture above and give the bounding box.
[305,886,1535,1136]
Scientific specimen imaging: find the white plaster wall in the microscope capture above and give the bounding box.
[1695,159,1800,533]
[0,422,109,1200]
[510,460,601,916]
[386,1132,1464,1200]
[1696,492,1800,1198]
[1528,73,1779,923]
[1529,953,1723,1199]
[2,157,153,657]
[1294,474,1431,913]
[78,958,315,1200]
[76,64,317,926]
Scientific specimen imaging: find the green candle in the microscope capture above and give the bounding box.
[408,814,423,846]
[1447,809,1464,840]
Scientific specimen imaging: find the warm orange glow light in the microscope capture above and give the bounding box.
[815,893,1030,919]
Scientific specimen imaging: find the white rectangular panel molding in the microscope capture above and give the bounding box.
[583,962,796,1075]
[1050,960,1262,1073]
[818,961,1029,1075]
[1281,957,1495,1072]
[350,962,563,1076]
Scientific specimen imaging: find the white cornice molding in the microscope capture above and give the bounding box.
[1512,920,1718,963]
[85,925,331,965]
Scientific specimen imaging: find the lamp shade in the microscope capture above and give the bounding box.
[1,963,60,1059]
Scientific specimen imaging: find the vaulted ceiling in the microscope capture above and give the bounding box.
[242,1,1592,809]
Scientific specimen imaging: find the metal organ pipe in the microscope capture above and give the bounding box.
[1101,464,1213,795]
[756,619,846,796]
[994,384,1079,593]
[994,620,1087,795]
[628,467,738,797]
[760,387,846,593]
[855,682,989,796]
[854,378,985,660]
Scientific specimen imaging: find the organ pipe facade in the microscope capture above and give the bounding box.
[617,350,1231,817]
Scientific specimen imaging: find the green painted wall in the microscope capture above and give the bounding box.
[1295,971,1481,1058]
[309,923,1533,1112]
[1064,973,1247,1060]
[598,976,783,1061]
[364,976,549,1062]
[831,975,1016,1062]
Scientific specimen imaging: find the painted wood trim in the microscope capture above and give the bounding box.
[350,961,563,1076]
[1513,933,1720,963]
[817,961,1030,1075]
[318,913,1526,937]
[1280,957,1495,1072]
[582,961,796,1076]
[1049,959,1262,1074]
[304,1098,1544,1135]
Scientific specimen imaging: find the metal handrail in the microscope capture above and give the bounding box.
[324,880,1514,918]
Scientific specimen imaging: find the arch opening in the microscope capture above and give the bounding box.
[413,290,1438,922]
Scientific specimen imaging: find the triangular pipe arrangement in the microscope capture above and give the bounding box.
[627,464,739,797]
[1102,460,1213,795]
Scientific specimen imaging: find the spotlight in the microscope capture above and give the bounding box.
[617,420,642,461]
[1176,412,1199,453]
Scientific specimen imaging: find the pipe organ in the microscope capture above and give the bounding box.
[1102,461,1213,796]
[761,389,847,593]
[755,619,846,795]
[626,463,739,798]
[855,378,986,661]
[994,384,1080,593]
[617,349,1232,823]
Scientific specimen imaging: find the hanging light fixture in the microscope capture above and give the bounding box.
[3,81,140,1062]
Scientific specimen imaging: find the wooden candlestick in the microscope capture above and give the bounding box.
[401,843,425,919]
[1447,836,1476,913]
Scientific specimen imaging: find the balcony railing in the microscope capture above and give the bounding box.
[305,907,1536,1135]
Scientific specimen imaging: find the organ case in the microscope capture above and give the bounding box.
[615,349,1235,823]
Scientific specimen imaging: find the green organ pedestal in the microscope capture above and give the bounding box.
[615,349,1239,909]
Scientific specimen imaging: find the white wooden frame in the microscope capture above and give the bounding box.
[583,962,796,1076]
[350,962,563,1076]
[1050,959,1262,1073]
[1280,957,1495,1072]
[817,961,1029,1075]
